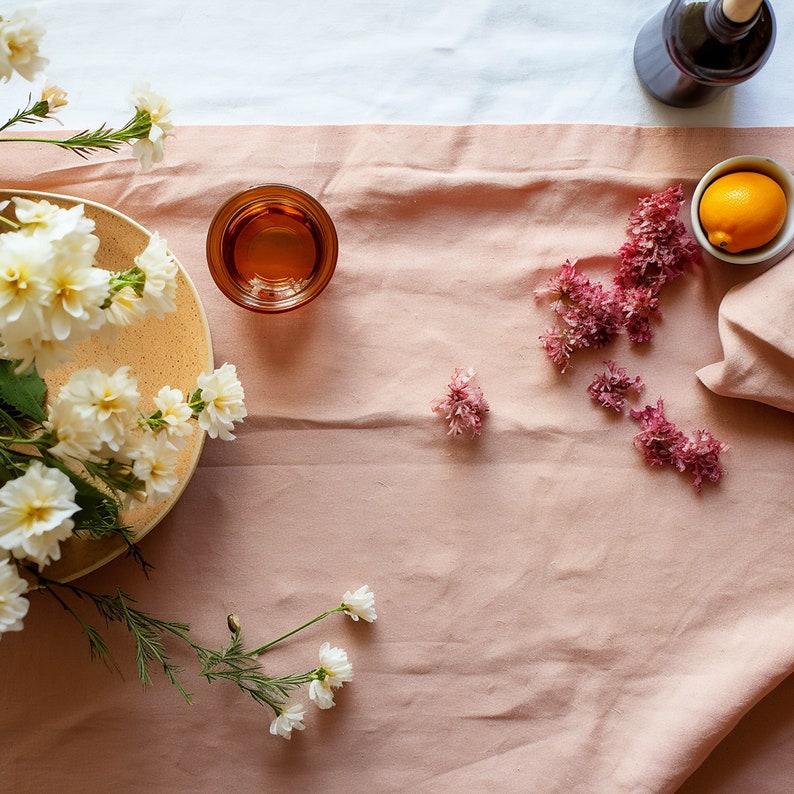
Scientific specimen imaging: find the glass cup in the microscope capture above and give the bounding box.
[691,155,794,265]
[206,184,338,312]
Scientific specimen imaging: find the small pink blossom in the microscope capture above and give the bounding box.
[630,398,687,466]
[536,186,701,370]
[535,258,623,372]
[630,398,727,491]
[676,429,729,493]
[587,360,644,412]
[614,184,702,291]
[431,367,489,438]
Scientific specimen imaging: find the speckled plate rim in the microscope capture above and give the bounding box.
[0,189,214,583]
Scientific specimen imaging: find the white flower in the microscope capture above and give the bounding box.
[0,332,74,374]
[12,197,66,231]
[269,704,306,740]
[44,393,105,460]
[0,461,79,570]
[41,250,109,341]
[135,232,178,318]
[40,82,68,115]
[195,363,247,441]
[0,555,29,638]
[57,366,140,452]
[129,82,174,169]
[130,431,180,503]
[102,284,145,328]
[309,643,353,709]
[318,642,354,687]
[0,230,52,333]
[152,386,193,442]
[341,585,377,622]
[0,10,48,82]
[12,199,98,257]
[308,679,336,710]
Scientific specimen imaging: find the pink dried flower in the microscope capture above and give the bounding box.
[536,185,701,371]
[630,398,727,491]
[677,430,729,493]
[630,398,688,466]
[431,367,489,438]
[616,285,661,344]
[539,326,576,373]
[614,184,702,291]
[534,258,594,311]
[535,259,623,371]
[587,360,644,412]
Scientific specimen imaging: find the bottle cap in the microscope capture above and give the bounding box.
[722,0,764,24]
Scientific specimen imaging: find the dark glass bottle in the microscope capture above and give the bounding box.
[633,0,776,108]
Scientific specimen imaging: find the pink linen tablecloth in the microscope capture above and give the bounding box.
[2,124,794,792]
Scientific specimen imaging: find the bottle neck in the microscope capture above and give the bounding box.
[705,0,763,42]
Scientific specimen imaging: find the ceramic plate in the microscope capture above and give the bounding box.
[0,189,213,583]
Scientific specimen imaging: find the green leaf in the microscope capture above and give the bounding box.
[43,453,123,534]
[0,359,47,423]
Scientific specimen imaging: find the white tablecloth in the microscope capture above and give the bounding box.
[35,0,793,129]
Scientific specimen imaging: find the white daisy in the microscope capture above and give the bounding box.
[0,461,79,570]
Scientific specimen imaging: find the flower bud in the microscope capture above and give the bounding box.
[226,613,241,634]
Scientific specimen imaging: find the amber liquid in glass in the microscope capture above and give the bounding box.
[224,204,321,297]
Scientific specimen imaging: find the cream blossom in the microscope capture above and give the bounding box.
[308,678,336,710]
[318,642,353,687]
[0,230,52,333]
[40,251,110,341]
[129,82,174,169]
[41,82,68,115]
[195,363,247,441]
[13,198,99,260]
[152,386,194,442]
[341,585,377,623]
[57,366,140,452]
[0,9,48,82]
[0,555,29,638]
[130,431,180,502]
[12,196,67,231]
[0,461,79,569]
[0,329,74,374]
[44,394,105,461]
[102,284,146,328]
[134,232,178,318]
[309,643,353,710]
[269,703,306,740]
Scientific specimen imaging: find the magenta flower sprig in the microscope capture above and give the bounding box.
[431,367,489,438]
[587,360,645,412]
[629,398,728,492]
[536,184,702,372]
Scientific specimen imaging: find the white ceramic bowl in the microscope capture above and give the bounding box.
[691,155,794,265]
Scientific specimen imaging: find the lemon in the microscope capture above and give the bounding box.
[698,171,787,253]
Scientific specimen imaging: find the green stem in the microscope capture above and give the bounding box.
[0,110,153,157]
[248,607,346,656]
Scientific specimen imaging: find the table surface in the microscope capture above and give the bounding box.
[4,2,794,792]
[36,0,794,129]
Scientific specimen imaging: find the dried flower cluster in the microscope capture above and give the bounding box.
[536,185,702,372]
[630,399,728,493]
[431,367,489,437]
[587,360,644,412]
[587,363,727,492]
[0,9,172,167]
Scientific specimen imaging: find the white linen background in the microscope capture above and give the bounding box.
[29,0,794,129]
[13,1,794,791]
